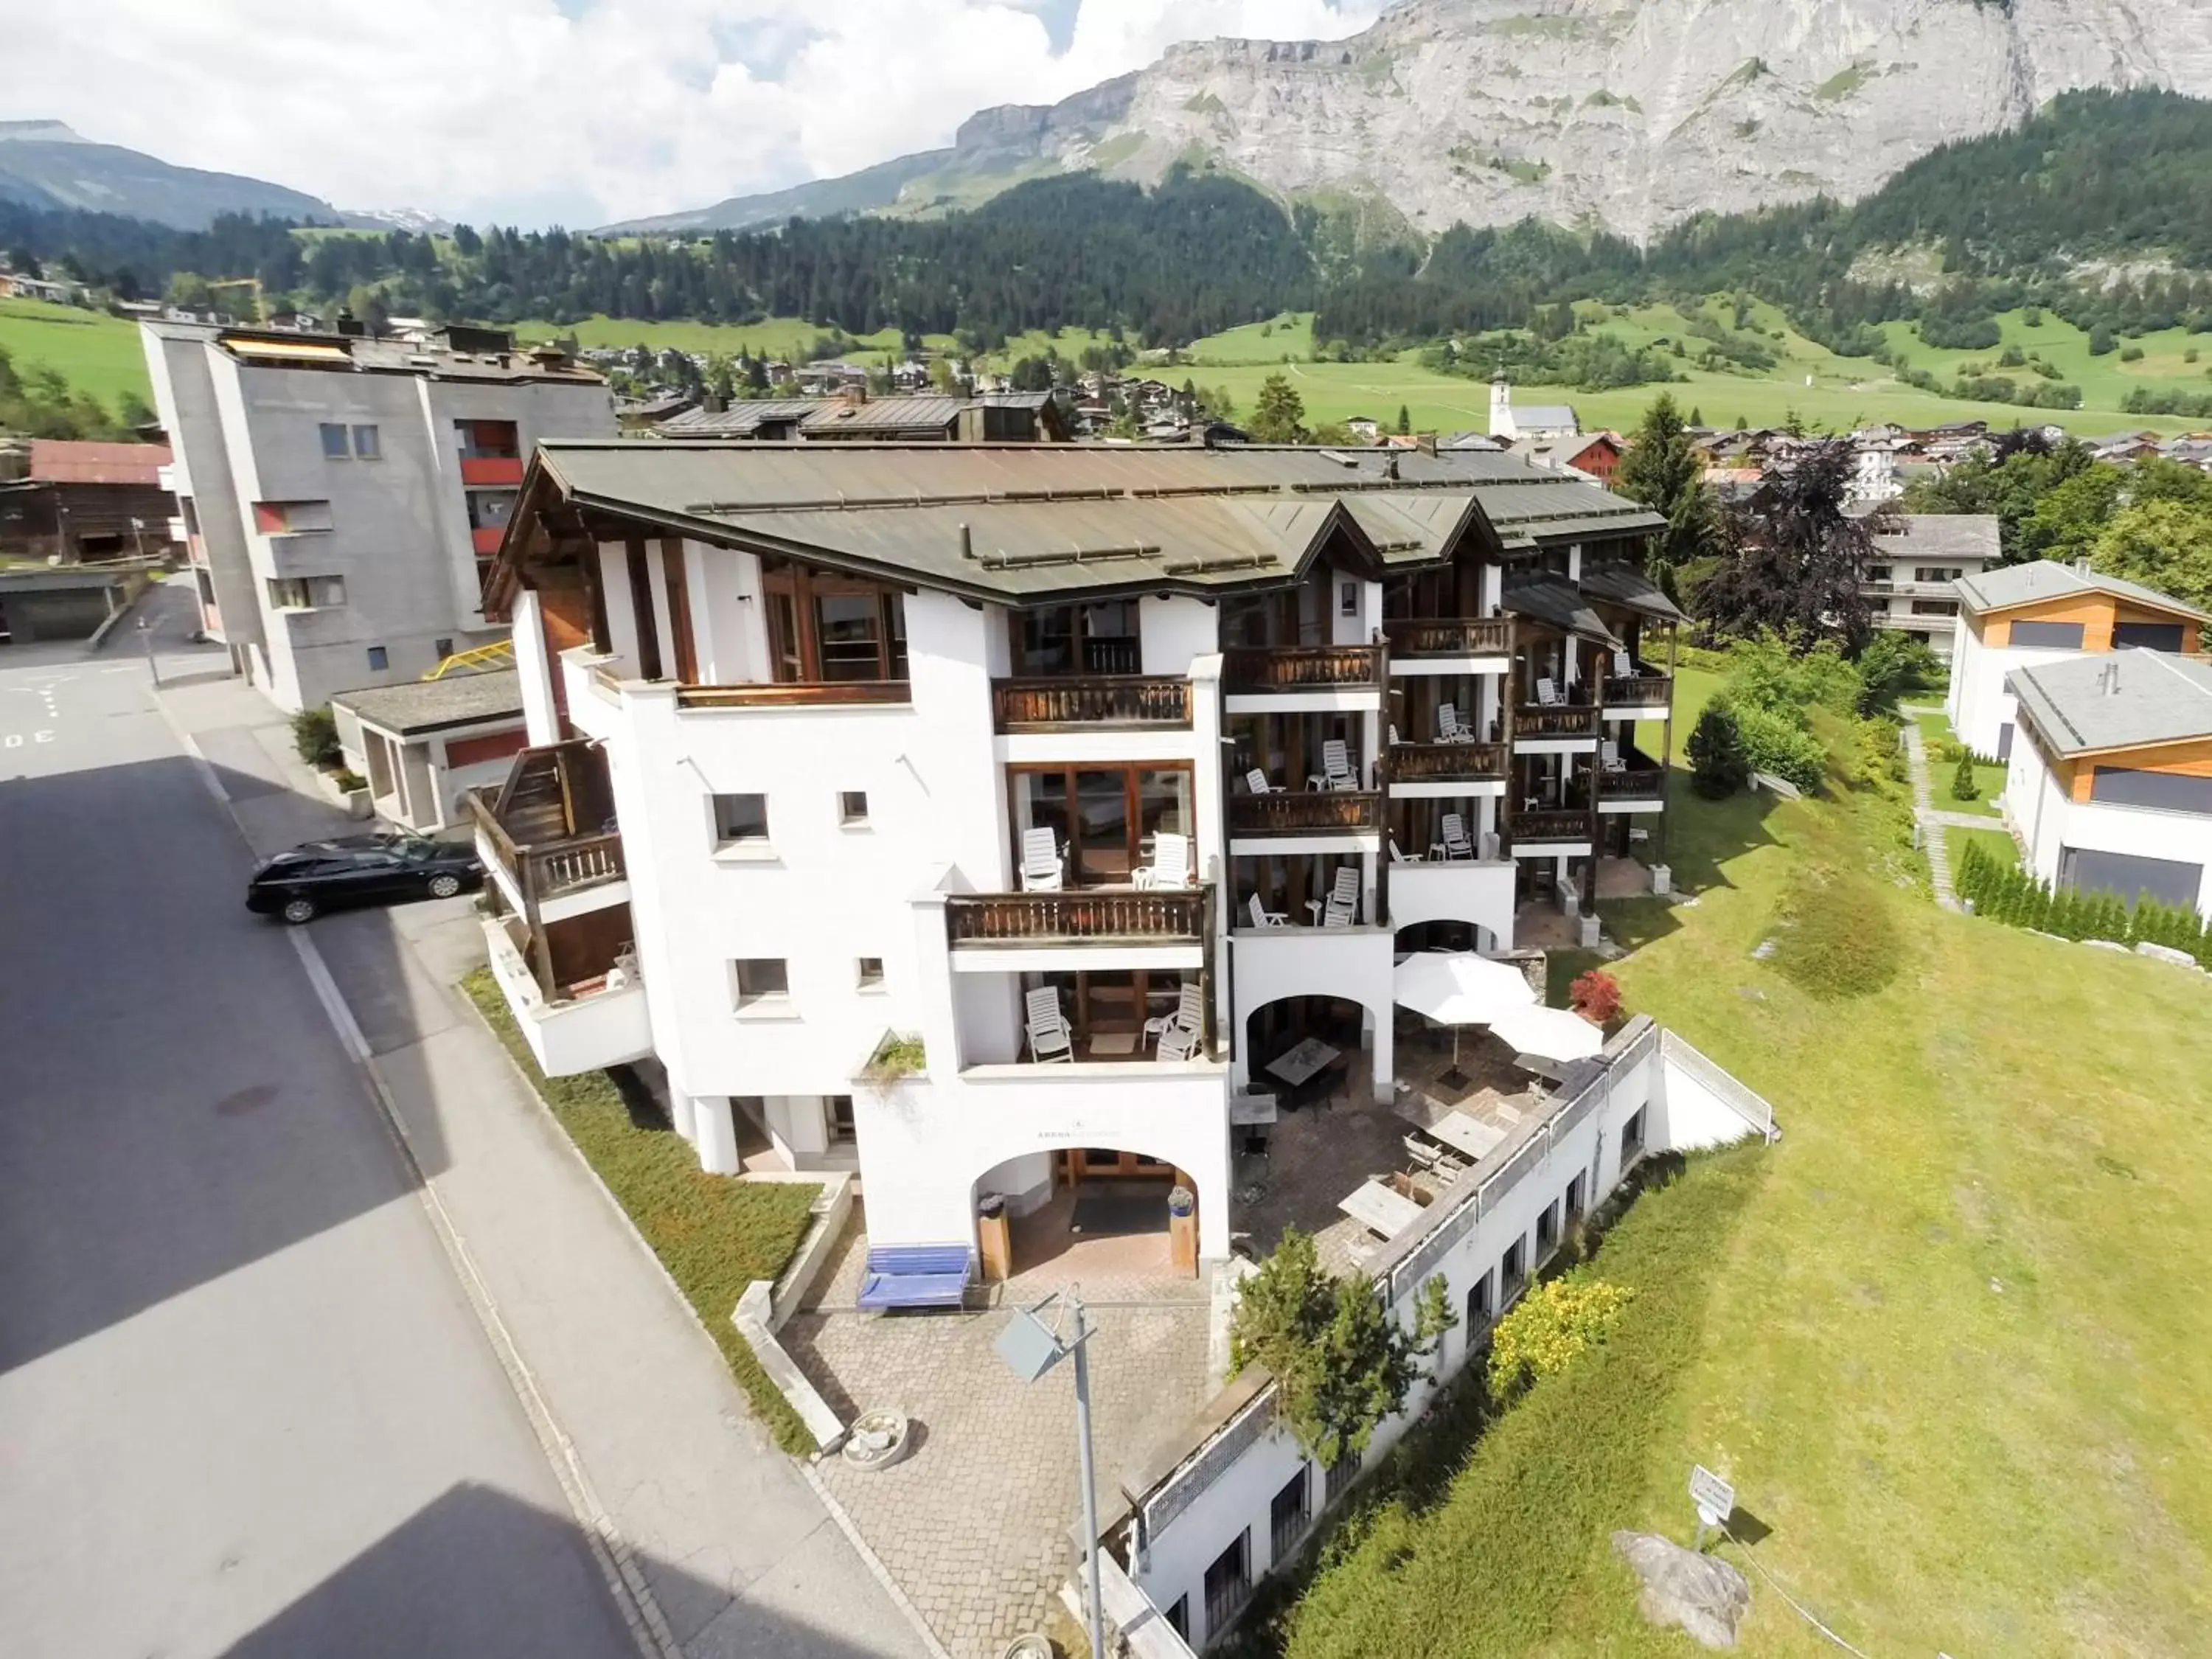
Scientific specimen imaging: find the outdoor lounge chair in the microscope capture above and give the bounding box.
[1018,827,1064,891]
[1156,1020,1204,1062]
[1388,835,1422,863]
[1436,702,1475,743]
[1612,649,1635,678]
[1247,893,1290,929]
[1307,738,1358,792]
[1535,676,1562,706]
[1245,768,1277,795]
[1306,866,1360,928]
[1024,987,1074,1063]
[1133,830,1192,890]
[1439,813,1475,860]
[1601,739,1624,773]
[1145,981,1206,1050]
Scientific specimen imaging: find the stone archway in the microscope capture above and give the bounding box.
[969,1144,1205,1284]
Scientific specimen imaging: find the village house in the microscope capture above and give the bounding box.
[1486,375,1579,442]
[1861,514,2000,660]
[0,439,178,563]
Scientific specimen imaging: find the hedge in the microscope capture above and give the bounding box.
[1955,841,2212,965]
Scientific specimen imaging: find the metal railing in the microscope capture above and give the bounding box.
[1514,703,1601,738]
[945,887,1206,945]
[990,675,1191,731]
[1382,616,1511,658]
[1228,790,1382,836]
[1387,741,1507,783]
[1222,644,1383,692]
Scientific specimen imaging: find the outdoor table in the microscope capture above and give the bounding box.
[1265,1037,1341,1088]
[1426,1109,1507,1161]
[1338,1179,1425,1238]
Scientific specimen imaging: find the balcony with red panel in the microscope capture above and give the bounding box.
[473,526,507,555]
[460,455,525,487]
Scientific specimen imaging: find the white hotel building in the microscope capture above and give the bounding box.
[470,441,1680,1267]
[140,321,614,712]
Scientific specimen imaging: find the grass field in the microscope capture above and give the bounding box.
[0,297,151,409]
[1269,664,2212,1657]
[1913,709,2006,815]
[510,313,956,364]
[1180,303,2212,438]
[1946,823,2020,873]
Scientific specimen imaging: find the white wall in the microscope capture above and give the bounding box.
[1227,926,1394,1103]
[511,588,562,745]
[1385,860,1517,948]
[1952,629,2084,759]
[1142,596,1222,677]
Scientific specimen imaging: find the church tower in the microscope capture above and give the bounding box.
[1489,371,1514,439]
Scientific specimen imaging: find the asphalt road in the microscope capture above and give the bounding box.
[0,603,636,1658]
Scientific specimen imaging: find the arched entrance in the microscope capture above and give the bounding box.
[970,1147,1202,1284]
[1242,993,1373,1110]
[1393,919,1500,956]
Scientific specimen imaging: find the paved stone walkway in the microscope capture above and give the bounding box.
[1899,717,1961,911]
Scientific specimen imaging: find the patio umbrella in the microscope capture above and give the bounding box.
[1393,952,1537,1088]
[1486,1003,1604,1065]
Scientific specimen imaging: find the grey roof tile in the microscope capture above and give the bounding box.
[1955,560,2208,621]
[2009,653,2212,755]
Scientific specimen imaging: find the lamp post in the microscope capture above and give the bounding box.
[995,1287,1105,1659]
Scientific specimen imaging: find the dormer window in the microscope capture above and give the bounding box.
[759,557,908,684]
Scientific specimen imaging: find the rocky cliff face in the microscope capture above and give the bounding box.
[945,0,2212,241]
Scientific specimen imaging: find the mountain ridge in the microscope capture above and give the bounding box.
[608,0,2212,242]
[0,121,338,230]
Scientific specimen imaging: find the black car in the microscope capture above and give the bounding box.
[247,830,484,925]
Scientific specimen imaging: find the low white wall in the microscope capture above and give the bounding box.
[1385,859,1517,947]
[1228,925,1396,1102]
[481,917,653,1076]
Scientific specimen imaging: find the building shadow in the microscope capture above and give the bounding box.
[215,1481,910,1659]
[1594,770,1786,956]
[0,742,445,1374]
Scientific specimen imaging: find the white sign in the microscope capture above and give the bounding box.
[1689,1465,1735,1527]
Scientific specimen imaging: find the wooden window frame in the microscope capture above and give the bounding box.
[1004,761,1194,890]
[759,555,908,684]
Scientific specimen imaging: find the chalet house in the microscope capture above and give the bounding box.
[653,392,1067,444]
[1508,431,1622,487]
[1861,515,2000,660]
[0,439,178,563]
[1947,560,2207,760]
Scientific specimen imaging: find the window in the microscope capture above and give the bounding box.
[1009,764,1192,888]
[827,1095,856,1146]
[1865,565,1892,583]
[1203,1529,1251,1639]
[759,557,909,684]
[1910,599,1959,617]
[253,499,334,534]
[454,418,521,459]
[2114,621,2187,653]
[1339,580,1359,618]
[712,793,770,845]
[1009,600,1139,676]
[1500,1237,1526,1299]
[1323,1449,1360,1507]
[732,958,789,1008]
[856,956,885,990]
[1466,1270,1492,1334]
[2062,846,2205,909]
[466,489,518,531]
[1270,1467,1312,1562]
[319,422,350,459]
[265,575,346,610]
[1164,1598,1189,1641]
[352,424,381,460]
[1565,1170,1587,1222]
[839,790,870,826]
[2090,767,2212,815]
[1913,566,1964,584]
[1621,1107,1646,1157]
[366,645,389,672]
[2008,619,2086,649]
[1537,1199,1560,1254]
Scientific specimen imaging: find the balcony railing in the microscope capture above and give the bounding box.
[1599,767,1668,801]
[1228,790,1383,837]
[675,680,911,709]
[1506,808,1595,844]
[992,675,1191,732]
[466,790,627,900]
[1514,703,1601,738]
[1382,617,1512,658]
[1600,674,1672,709]
[1222,644,1383,693]
[946,888,1207,945]
[1387,741,1507,783]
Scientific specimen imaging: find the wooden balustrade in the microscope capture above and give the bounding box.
[1514,703,1601,738]
[945,888,1207,945]
[1228,790,1383,836]
[991,675,1192,731]
[1222,644,1382,692]
[1600,674,1672,709]
[676,679,912,709]
[1599,768,1668,801]
[466,790,627,897]
[1387,742,1507,782]
[1382,617,1512,657]
[1507,808,1596,844]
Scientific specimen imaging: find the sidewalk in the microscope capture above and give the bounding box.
[156,655,936,1659]
[1898,717,1961,911]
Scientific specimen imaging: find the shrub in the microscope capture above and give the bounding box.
[1568,969,1621,1026]
[860,1032,927,1082]
[291,706,341,770]
[1486,1276,1635,1399]
[331,768,368,793]
[1770,864,1902,998]
[1856,630,1941,713]
[1686,703,1750,798]
[2121,344,2146,363]
[1229,1230,1455,1468]
[1950,750,1981,801]
[1730,700,1828,794]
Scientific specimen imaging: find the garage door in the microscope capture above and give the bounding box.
[2062,846,2204,911]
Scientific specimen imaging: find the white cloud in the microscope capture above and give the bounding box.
[0,0,1385,226]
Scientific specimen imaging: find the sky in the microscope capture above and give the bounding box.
[1,0,1386,228]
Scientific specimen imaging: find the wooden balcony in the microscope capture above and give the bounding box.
[1514,703,1601,739]
[675,679,911,709]
[945,887,1207,946]
[1228,790,1383,837]
[992,675,1191,732]
[1506,807,1596,845]
[465,788,627,900]
[1600,673,1672,709]
[1382,617,1512,658]
[1599,767,1668,802]
[1222,644,1382,693]
[1387,741,1507,783]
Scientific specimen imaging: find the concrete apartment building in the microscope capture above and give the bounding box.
[140,321,613,713]
[1863,514,1998,660]
[465,440,1684,1276]
[1945,560,2208,761]
[2004,651,2212,917]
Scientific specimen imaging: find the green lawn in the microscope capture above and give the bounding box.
[1946,823,2020,873]
[0,297,151,409]
[512,313,956,364]
[1913,709,2006,816]
[1264,664,2212,1657]
[462,969,821,1453]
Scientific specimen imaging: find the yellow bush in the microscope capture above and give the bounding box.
[1486,1276,1635,1399]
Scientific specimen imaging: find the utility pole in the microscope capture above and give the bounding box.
[139,615,159,689]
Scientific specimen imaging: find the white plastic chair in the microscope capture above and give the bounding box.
[1536,676,1562,707]
[1306,866,1360,928]
[1612,649,1635,678]
[1156,1020,1203,1062]
[1388,835,1422,863]
[1133,830,1192,890]
[1024,987,1074,1063]
[1018,827,1063,891]
[1601,739,1624,773]
[1247,892,1289,929]
[1441,813,1474,860]
[1436,702,1468,743]
[1245,768,1276,796]
[1145,981,1206,1050]
[1307,739,1357,793]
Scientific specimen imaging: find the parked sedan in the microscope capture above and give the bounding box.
[246,830,484,925]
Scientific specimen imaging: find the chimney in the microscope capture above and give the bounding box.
[2103,661,2122,696]
[1416,433,1437,457]
[334,310,365,338]
[2072,556,2092,574]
